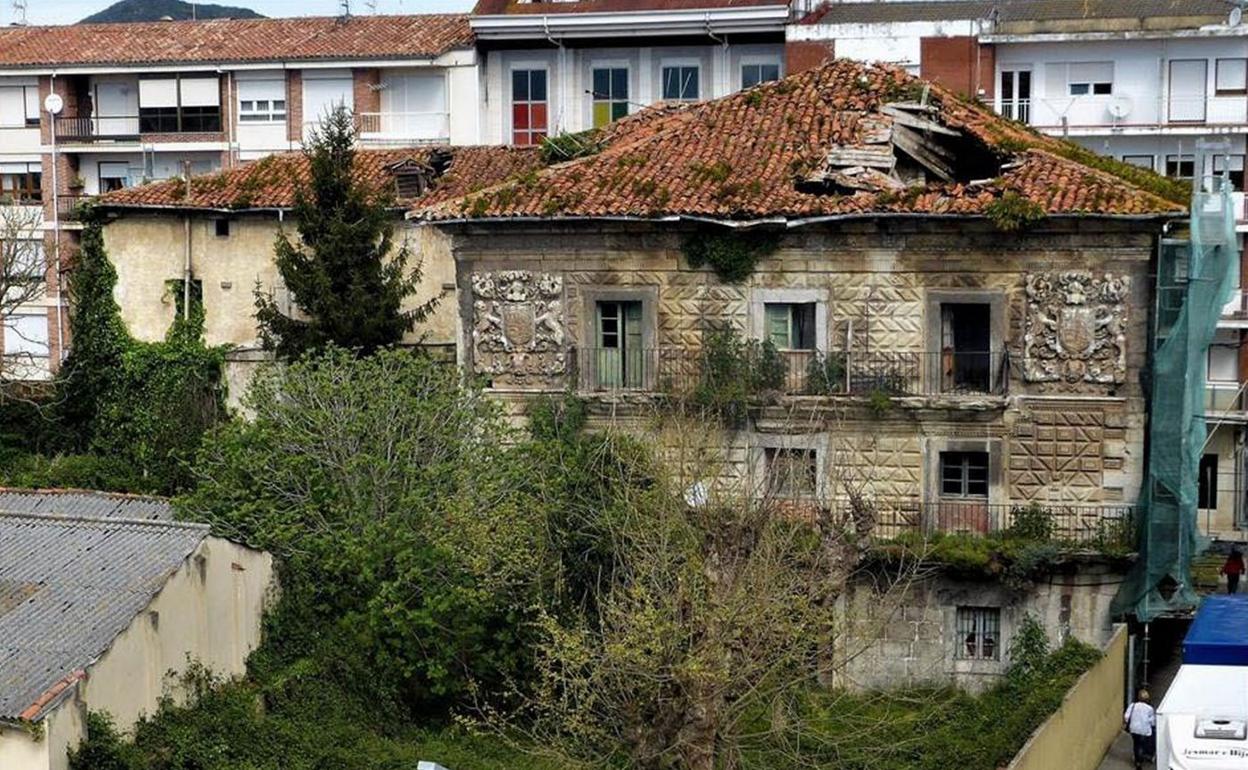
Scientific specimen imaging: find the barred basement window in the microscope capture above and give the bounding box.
[764,447,817,498]
[956,606,1000,660]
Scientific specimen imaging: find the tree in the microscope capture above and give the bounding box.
[255,107,436,359]
[0,205,52,389]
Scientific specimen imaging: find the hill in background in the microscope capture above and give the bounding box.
[81,0,264,23]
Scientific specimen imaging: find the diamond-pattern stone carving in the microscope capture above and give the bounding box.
[1009,408,1107,502]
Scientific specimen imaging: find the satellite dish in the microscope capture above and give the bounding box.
[1231,6,1243,26]
[44,93,63,116]
[1108,95,1133,120]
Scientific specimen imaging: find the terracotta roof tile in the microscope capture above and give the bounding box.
[413,59,1186,223]
[0,15,472,68]
[98,146,545,211]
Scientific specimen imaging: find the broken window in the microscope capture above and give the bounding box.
[764,302,816,350]
[956,607,1000,660]
[765,447,818,498]
[940,451,989,499]
[595,300,644,389]
[939,303,991,392]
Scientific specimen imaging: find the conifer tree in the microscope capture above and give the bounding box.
[255,106,434,358]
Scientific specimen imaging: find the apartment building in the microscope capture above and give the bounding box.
[787,0,1248,535]
[470,0,791,145]
[0,13,477,379]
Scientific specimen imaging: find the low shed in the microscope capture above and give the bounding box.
[0,491,274,770]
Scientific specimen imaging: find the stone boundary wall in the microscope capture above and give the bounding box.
[1006,624,1127,770]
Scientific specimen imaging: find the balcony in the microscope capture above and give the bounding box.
[574,347,1010,398]
[53,115,140,142]
[1206,381,1248,416]
[353,112,451,145]
[999,95,1248,136]
[54,194,93,221]
[868,498,1135,549]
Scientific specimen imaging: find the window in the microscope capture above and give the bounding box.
[591,67,629,127]
[214,219,231,238]
[939,303,991,392]
[0,170,41,203]
[0,85,40,128]
[595,300,644,389]
[741,61,781,89]
[3,312,49,359]
[1166,154,1195,180]
[1216,58,1248,97]
[139,76,221,134]
[998,69,1031,122]
[1199,454,1219,510]
[956,607,1000,661]
[661,65,700,102]
[764,303,816,350]
[511,69,548,146]
[1122,155,1154,171]
[940,451,989,499]
[239,99,287,123]
[5,240,45,287]
[765,447,817,498]
[1215,155,1246,191]
[1067,62,1113,96]
[98,162,131,193]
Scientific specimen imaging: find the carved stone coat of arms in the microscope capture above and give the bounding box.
[1023,272,1129,385]
[471,271,566,385]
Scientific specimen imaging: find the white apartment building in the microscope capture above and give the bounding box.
[470,0,791,145]
[0,13,478,379]
[789,0,1248,534]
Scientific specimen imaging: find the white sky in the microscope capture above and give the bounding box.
[7,0,474,26]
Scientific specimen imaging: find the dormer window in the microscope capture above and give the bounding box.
[387,153,452,199]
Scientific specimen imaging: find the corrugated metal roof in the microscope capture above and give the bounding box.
[806,0,1232,25]
[0,513,208,722]
[0,489,173,521]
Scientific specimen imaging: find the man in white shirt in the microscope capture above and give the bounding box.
[1124,688,1157,769]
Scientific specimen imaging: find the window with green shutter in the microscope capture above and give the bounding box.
[763,303,817,350]
[595,300,644,389]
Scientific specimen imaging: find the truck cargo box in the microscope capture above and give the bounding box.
[1183,595,1248,666]
[1157,664,1248,769]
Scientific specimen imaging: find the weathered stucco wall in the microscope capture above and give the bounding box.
[103,213,458,351]
[444,219,1154,511]
[0,537,274,770]
[837,563,1126,693]
[1006,624,1127,770]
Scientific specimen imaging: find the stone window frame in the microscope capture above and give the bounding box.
[749,432,830,501]
[749,288,829,353]
[922,437,1007,523]
[923,288,1007,394]
[578,285,659,391]
[946,600,1011,678]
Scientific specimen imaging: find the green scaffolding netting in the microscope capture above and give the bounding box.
[1111,170,1240,622]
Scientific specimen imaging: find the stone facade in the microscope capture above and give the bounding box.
[441,218,1153,518]
[837,561,1125,693]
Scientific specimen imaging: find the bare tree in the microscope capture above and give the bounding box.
[0,204,50,391]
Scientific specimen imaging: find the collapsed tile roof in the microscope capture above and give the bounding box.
[0,512,210,723]
[0,14,472,69]
[411,59,1187,224]
[473,0,785,17]
[0,488,172,521]
[98,146,545,212]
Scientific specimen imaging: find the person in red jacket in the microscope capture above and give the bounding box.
[1222,548,1246,594]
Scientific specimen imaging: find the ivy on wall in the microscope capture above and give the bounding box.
[681,230,780,283]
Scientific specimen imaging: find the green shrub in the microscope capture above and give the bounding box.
[1008,502,1054,541]
[0,452,156,494]
[805,351,847,395]
[688,328,786,425]
[681,230,779,283]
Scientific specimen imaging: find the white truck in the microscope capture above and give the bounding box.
[1156,664,1248,769]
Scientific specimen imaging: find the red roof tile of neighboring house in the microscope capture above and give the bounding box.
[0,15,472,68]
[472,0,784,15]
[98,146,545,212]
[412,59,1187,224]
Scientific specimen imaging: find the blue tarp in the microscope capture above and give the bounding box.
[1183,594,1248,666]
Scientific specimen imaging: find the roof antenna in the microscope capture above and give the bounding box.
[365,0,378,12]
[11,0,27,25]
[340,0,352,16]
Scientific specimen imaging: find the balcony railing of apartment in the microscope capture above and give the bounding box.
[867,498,1136,548]
[574,347,1010,398]
[1222,289,1248,320]
[55,194,92,221]
[1206,381,1248,413]
[353,112,451,144]
[53,115,140,141]
[997,95,1248,131]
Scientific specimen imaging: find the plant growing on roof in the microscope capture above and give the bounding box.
[681,230,780,283]
[984,191,1046,232]
[254,106,437,359]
